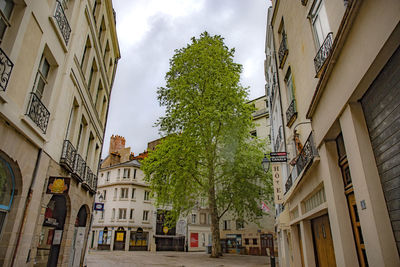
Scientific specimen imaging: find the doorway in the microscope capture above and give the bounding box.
[311,214,336,267]
[69,206,88,267]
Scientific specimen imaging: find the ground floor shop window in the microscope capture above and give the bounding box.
[129,228,148,251]
[98,227,111,250]
[0,155,15,236]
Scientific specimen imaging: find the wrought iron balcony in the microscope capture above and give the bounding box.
[278,33,288,68]
[285,133,318,194]
[26,92,50,133]
[92,174,98,191]
[54,0,71,45]
[0,48,13,91]
[286,99,297,127]
[60,140,76,172]
[73,153,86,182]
[314,32,333,75]
[83,166,94,187]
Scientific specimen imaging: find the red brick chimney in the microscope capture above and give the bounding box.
[109,135,126,154]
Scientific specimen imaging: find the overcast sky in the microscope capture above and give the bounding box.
[102,0,271,157]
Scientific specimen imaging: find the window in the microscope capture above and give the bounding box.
[0,1,14,41]
[120,188,128,199]
[250,130,257,137]
[114,188,117,199]
[131,188,135,199]
[133,168,137,179]
[0,155,16,235]
[144,191,150,201]
[200,213,206,225]
[310,0,331,48]
[123,168,130,179]
[245,238,249,245]
[191,214,197,224]
[285,68,295,104]
[103,190,107,201]
[33,56,50,99]
[117,169,120,178]
[223,220,230,230]
[202,233,206,247]
[112,208,115,219]
[81,36,91,67]
[100,210,104,220]
[236,220,244,230]
[142,210,149,221]
[253,238,258,245]
[130,209,134,220]
[106,171,110,182]
[118,208,126,220]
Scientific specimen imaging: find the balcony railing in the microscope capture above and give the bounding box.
[314,32,333,75]
[26,92,50,133]
[92,174,98,191]
[83,166,94,188]
[285,133,318,194]
[278,33,288,68]
[54,0,71,45]
[0,48,13,91]
[286,99,297,127]
[73,153,86,182]
[60,140,76,172]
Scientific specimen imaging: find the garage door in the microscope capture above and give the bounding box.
[361,46,400,253]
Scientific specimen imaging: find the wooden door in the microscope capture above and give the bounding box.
[312,214,336,267]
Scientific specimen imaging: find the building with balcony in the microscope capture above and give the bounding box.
[0,1,120,266]
[265,0,399,266]
[91,135,155,252]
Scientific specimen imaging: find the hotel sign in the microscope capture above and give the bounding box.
[272,163,284,204]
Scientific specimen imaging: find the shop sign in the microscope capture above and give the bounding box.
[116,232,124,241]
[190,233,198,247]
[272,163,284,204]
[163,226,169,234]
[270,152,287,162]
[52,230,62,245]
[46,177,70,194]
[94,203,104,211]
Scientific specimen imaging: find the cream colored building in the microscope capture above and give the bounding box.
[0,0,120,266]
[91,135,156,252]
[266,0,399,266]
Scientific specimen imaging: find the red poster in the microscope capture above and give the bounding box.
[47,229,54,245]
[190,233,198,247]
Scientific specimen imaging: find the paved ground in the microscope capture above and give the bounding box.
[85,250,272,267]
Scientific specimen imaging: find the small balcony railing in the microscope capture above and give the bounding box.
[60,140,76,172]
[0,48,14,91]
[83,166,94,187]
[54,0,71,45]
[92,174,98,191]
[26,92,50,133]
[314,32,333,75]
[73,153,86,182]
[278,33,288,68]
[285,133,318,194]
[286,99,297,127]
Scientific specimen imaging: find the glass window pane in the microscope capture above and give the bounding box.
[0,157,14,210]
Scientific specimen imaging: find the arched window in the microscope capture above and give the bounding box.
[0,155,15,234]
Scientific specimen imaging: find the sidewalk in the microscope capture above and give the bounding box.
[86,250,272,267]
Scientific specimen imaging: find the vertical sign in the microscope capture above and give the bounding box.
[272,163,283,204]
[190,233,198,247]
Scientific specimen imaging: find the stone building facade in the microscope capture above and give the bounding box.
[0,1,120,266]
[265,0,399,266]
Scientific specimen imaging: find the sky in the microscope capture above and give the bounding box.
[103,0,271,157]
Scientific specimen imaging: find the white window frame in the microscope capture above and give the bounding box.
[118,208,126,220]
[309,0,331,49]
[142,210,149,221]
[120,188,128,199]
[144,191,150,201]
[191,214,197,224]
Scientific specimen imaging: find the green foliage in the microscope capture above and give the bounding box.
[142,32,272,228]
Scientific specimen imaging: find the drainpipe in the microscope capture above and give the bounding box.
[11,148,42,266]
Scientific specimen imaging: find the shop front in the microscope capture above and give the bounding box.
[129,227,148,251]
[98,227,111,250]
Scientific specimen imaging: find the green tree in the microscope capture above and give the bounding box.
[142,32,272,257]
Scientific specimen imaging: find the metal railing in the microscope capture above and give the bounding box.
[60,140,76,172]
[286,99,297,126]
[314,32,333,75]
[0,48,13,91]
[278,33,288,67]
[54,0,71,45]
[83,166,94,188]
[26,92,50,133]
[285,133,318,194]
[73,153,86,182]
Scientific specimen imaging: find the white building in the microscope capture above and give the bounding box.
[90,136,156,251]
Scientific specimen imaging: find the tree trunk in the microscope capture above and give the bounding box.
[209,184,220,258]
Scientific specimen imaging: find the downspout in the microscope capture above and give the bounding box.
[11,148,42,266]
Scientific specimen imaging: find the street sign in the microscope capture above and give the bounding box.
[270,152,287,162]
[94,202,104,211]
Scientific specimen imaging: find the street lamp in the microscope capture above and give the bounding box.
[262,154,270,172]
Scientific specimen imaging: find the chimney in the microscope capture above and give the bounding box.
[109,135,126,154]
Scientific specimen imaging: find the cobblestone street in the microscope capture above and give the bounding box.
[85,251,272,267]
